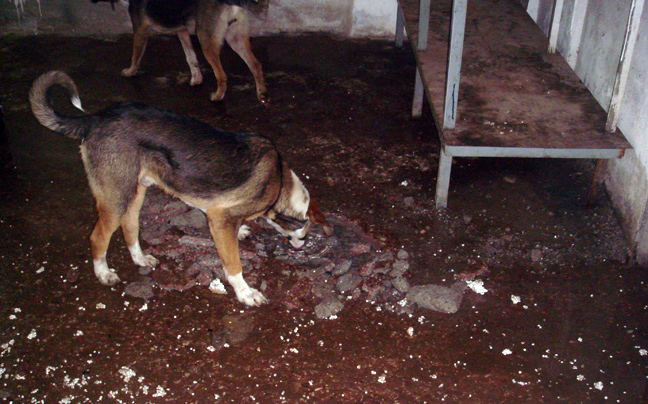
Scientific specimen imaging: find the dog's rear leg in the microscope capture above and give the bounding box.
[207,209,267,306]
[90,204,122,285]
[122,25,149,77]
[226,20,268,104]
[197,25,228,102]
[121,184,159,268]
[177,30,203,86]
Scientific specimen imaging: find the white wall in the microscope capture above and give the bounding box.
[0,0,398,38]
[530,0,648,260]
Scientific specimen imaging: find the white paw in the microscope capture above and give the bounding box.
[121,67,137,77]
[129,242,159,267]
[237,225,251,240]
[94,259,121,286]
[189,73,203,86]
[227,272,267,306]
[236,287,267,306]
[138,254,159,267]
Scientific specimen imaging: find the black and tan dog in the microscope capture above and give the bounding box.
[92,0,268,103]
[29,71,332,306]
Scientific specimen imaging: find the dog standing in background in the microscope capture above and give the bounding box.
[30,71,333,306]
[92,0,269,103]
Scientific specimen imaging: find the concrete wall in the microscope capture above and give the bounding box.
[527,0,648,262]
[0,0,398,38]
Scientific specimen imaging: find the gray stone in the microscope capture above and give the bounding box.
[396,249,409,261]
[336,272,362,293]
[406,282,467,314]
[404,196,415,207]
[124,279,155,300]
[170,209,207,228]
[314,296,344,319]
[392,276,410,293]
[531,249,542,262]
[332,260,352,276]
[390,260,410,277]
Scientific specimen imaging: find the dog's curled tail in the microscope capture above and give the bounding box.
[29,71,87,140]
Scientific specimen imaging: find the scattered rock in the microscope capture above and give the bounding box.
[124,279,155,300]
[396,249,409,261]
[221,313,256,344]
[390,260,409,277]
[406,282,467,314]
[392,276,410,293]
[331,260,352,276]
[336,272,362,293]
[169,209,207,229]
[404,196,415,207]
[531,249,542,262]
[314,296,344,319]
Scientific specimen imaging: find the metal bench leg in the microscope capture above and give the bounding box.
[395,3,405,48]
[412,68,424,118]
[435,146,452,208]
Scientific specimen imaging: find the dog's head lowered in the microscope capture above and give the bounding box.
[265,170,333,249]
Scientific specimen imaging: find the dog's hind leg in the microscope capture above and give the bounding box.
[206,209,267,306]
[90,203,123,286]
[121,183,159,268]
[196,16,229,102]
[122,24,150,77]
[177,30,203,86]
[226,17,268,103]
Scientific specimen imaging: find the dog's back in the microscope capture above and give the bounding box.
[29,71,278,200]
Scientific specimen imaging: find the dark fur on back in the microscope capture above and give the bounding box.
[29,71,278,202]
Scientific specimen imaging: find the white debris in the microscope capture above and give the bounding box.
[118,367,136,383]
[36,267,45,274]
[96,303,106,309]
[407,327,414,337]
[27,329,37,340]
[466,279,488,294]
[639,349,647,356]
[152,386,167,397]
[594,381,604,390]
[511,295,521,304]
[502,349,513,356]
[74,330,84,337]
[577,375,586,381]
[209,279,227,294]
[377,375,386,384]
[139,303,148,312]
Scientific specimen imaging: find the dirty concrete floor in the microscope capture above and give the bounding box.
[1,34,647,403]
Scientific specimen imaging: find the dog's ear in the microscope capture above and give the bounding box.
[308,198,333,236]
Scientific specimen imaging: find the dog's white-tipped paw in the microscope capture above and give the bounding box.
[189,74,203,86]
[236,287,267,306]
[227,272,267,306]
[237,225,251,240]
[129,242,158,268]
[138,254,159,267]
[94,259,121,285]
[121,67,137,77]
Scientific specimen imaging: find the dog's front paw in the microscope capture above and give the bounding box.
[236,287,267,306]
[227,272,267,306]
[94,260,121,286]
[138,254,159,268]
[237,225,251,240]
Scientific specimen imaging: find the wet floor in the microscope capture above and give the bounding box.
[1,34,647,403]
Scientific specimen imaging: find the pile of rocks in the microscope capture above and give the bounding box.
[127,190,468,317]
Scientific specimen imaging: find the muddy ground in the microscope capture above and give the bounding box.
[1,34,647,403]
